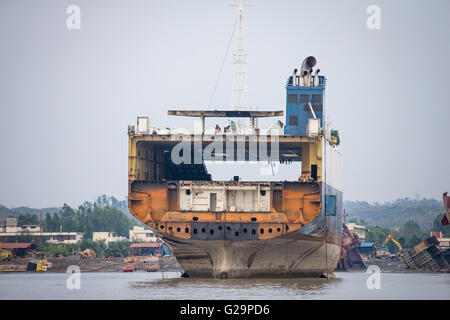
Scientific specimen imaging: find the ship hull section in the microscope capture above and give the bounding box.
[163,235,341,278]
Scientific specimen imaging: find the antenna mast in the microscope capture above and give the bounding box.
[232,1,249,110]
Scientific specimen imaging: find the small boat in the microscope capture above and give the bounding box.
[122,265,136,272]
[0,265,27,272]
[145,265,159,272]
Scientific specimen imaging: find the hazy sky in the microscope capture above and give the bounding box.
[0,0,449,208]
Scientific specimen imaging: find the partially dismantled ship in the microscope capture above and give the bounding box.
[128,56,343,278]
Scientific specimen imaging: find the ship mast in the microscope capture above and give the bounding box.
[231,0,249,111]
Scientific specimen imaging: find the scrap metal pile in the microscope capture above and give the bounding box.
[401,192,450,272]
[400,236,449,272]
[336,223,366,271]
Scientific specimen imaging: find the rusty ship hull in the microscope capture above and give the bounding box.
[165,237,340,278]
[128,170,343,278]
[162,216,342,278]
[128,57,343,278]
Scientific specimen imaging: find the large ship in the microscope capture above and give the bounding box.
[127,56,343,278]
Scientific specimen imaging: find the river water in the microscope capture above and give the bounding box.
[0,271,448,300]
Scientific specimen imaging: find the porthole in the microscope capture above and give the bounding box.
[176,227,181,232]
[185,228,189,233]
[268,228,272,233]
[243,228,248,233]
[202,228,206,233]
[260,228,264,234]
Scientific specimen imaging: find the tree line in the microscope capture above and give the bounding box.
[13,196,138,239]
[39,239,132,258]
[44,204,137,238]
[345,197,445,230]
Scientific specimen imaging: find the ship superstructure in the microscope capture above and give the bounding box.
[127,57,343,278]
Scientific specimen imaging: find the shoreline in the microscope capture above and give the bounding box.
[1,255,447,274]
[0,255,183,273]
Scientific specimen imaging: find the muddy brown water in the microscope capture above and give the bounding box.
[0,271,449,299]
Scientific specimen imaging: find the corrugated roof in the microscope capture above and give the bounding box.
[130,243,162,248]
[359,242,375,248]
[1,243,33,249]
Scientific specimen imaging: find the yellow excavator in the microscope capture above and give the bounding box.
[80,249,96,258]
[0,242,12,261]
[383,235,403,254]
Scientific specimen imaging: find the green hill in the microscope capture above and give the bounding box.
[0,205,59,223]
[344,198,445,230]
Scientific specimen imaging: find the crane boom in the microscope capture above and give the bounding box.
[383,235,403,252]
